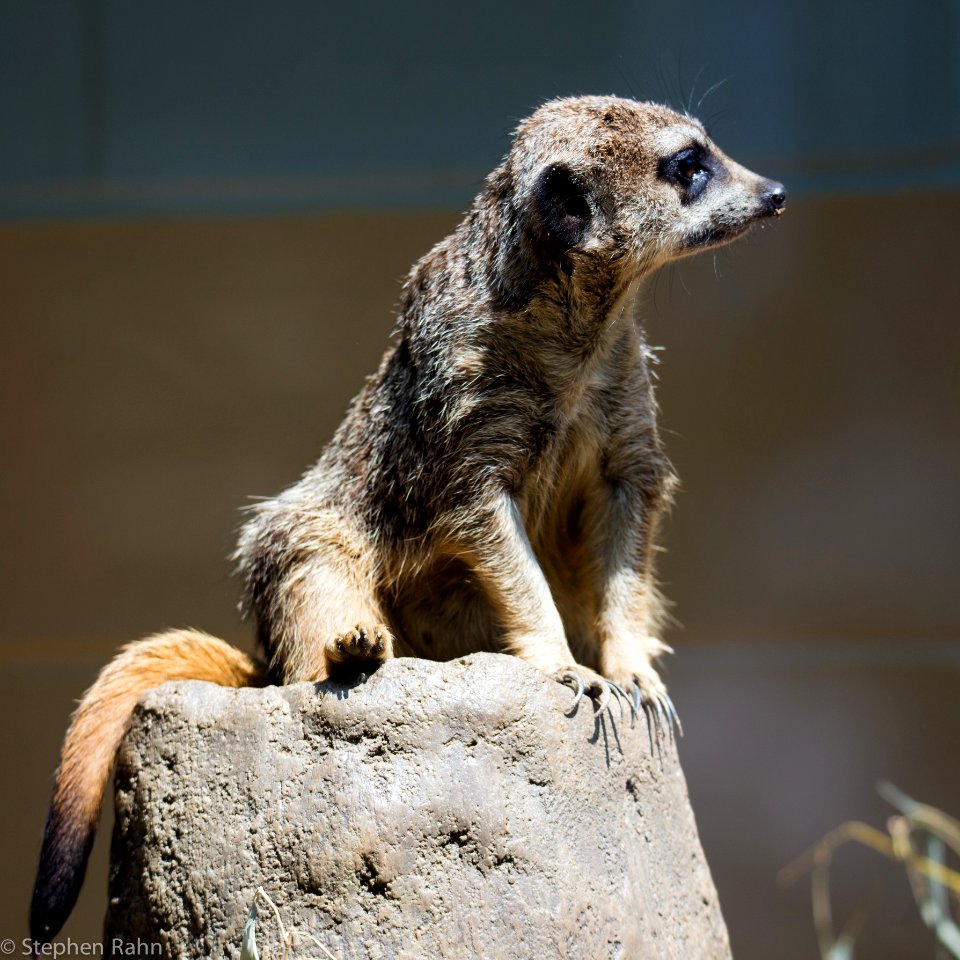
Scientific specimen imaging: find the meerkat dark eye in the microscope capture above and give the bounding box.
[660,146,712,202]
[533,163,593,253]
[676,153,704,183]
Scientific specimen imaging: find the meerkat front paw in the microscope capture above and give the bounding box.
[600,648,681,738]
[618,669,680,739]
[325,623,394,675]
[628,670,680,739]
[550,664,627,713]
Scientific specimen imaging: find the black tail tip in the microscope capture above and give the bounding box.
[29,887,71,949]
[30,807,95,947]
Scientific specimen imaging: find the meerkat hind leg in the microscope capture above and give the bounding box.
[326,622,393,678]
[277,553,394,683]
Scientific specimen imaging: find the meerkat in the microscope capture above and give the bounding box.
[30,95,785,943]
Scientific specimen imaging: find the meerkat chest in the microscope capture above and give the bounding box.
[517,386,611,538]
[520,333,656,542]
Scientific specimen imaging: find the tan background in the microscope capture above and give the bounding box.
[3,191,959,957]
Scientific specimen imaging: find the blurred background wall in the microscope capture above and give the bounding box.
[2,2,959,957]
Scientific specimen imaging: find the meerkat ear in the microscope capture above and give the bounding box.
[533,163,592,254]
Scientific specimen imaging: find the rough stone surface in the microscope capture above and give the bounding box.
[105,653,731,959]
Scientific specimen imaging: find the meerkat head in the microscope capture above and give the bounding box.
[498,95,784,291]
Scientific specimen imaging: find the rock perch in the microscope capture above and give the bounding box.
[105,653,731,959]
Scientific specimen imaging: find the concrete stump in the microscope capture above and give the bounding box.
[105,652,731,959]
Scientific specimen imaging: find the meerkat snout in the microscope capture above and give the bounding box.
[760,179,787,216]
[655,150,787,257]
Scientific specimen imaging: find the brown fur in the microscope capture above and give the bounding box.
[31,96,784,943]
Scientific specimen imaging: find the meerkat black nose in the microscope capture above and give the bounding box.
[760,181,786,216]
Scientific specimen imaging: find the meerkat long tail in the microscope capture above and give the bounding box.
[30,629,265,945]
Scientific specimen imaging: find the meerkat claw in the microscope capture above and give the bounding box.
[560,670,586,711]
[641,698,656,748]
[663,693,683,738]
[625,679,677,741]
[608,682,633,718]
[654,699,669,739]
